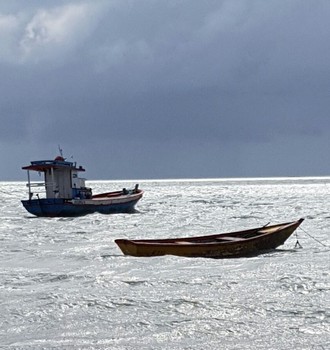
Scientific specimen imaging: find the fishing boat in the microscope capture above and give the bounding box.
[21,155,143,217]
[115,219,304,258]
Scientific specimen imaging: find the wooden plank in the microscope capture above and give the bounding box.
[216,236,245,242]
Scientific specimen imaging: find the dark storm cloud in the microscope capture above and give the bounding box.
[1,0,330,180]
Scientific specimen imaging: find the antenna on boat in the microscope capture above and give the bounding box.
[58,145,63,157]
[57,145,68,161]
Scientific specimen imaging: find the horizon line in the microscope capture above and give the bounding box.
[2,175,330,183]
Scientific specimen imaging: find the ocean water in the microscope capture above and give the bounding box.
[0,178,329,350]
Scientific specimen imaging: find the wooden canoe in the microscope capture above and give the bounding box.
[115,218,304,258]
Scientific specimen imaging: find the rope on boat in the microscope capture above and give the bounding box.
[262,222,270,228]
[298,226,329,248]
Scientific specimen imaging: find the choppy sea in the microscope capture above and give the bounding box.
[0,178,329,350]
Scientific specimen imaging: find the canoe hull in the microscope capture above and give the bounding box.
[115,219,303,258]
[22,191,143,217]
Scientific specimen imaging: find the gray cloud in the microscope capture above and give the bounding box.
[1,0,330,180]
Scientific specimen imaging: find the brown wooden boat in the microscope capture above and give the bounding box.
[115,218,304,258]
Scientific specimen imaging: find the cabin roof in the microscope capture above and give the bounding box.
[22,159,85,172]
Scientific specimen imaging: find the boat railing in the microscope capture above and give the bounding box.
[26,181,57,194]
[27,182,47,188]
[25,181,59,200]
[31,160,74,167]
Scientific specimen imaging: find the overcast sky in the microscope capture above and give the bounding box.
[1,0,330,180]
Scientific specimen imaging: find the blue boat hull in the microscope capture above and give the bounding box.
[21,198,141,217]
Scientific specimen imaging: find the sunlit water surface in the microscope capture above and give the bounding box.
[1,178,329,349]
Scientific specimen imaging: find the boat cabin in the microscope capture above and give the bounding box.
[22,156,92,200]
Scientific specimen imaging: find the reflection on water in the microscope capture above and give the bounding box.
[0,178,329,349]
